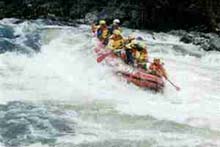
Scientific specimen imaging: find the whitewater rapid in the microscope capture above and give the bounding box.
[0,19,220,147]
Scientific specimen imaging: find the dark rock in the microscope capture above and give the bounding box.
[38,18,76,26]
[178,31,220,51]
[180,34,194,43]
[84,11,98,24]
[208,38,220,51]
[168,30,187,36]
[0,0,220,32]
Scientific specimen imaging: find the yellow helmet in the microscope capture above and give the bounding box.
[138,42,146,48]
[99,20,106,25]
[113,29,121,35]
[153,58,161,64]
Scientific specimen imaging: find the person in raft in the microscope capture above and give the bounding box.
[149,58,168,79]
[109,19,122,35]
[107,29,125,50]
[91,20,109,45]
[125,39,148,70]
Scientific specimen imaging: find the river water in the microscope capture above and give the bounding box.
[0,19,220,147]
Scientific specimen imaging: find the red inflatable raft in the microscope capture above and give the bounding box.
[94,41,165,91]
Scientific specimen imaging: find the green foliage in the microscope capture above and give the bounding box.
[0,0,220,32]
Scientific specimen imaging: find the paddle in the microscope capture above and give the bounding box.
[166,78,180,91]
[97,51,113,63]
[146,61,180,91]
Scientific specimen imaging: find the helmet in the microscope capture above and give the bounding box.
[134,42,145,51]
[153,58,161,64]
[137,42,146,49]
[132,39,145,48]
[99,20,106,25]
[136,36,144,41]
[113,19,120,24]
[113,29,121,35]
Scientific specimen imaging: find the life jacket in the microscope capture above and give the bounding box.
[149,63,167,78]
[134,49,148,62]
[126,43,148,62]
[108,34,124,50]
[125,43,137,53]
[97,25,109,40]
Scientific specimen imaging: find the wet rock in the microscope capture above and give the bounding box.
[208,38,220,51]
[180,33,194,43]
[84,11,98,24]
[168,30,187,36]
[38,18,76,26]
[1,0,219,32]
[178,31,220,52]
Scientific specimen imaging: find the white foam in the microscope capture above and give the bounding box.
[0,23,220,134]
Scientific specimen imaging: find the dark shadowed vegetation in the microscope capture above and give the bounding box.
[0,0,220,32]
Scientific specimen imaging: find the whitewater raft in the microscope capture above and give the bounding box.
[95,41,165,92]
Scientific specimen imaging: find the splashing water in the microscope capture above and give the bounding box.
[0,19,220,147]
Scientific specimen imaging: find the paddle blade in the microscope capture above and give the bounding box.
[97,52,112,63]
[176,86,181,91]
[97,56,105,63]
[167,78,181,91]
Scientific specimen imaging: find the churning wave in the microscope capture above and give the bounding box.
[0,19,220,147]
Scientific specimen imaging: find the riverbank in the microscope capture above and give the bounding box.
[0,0,220,32]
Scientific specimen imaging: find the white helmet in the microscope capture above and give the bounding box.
[113,19,120,24]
